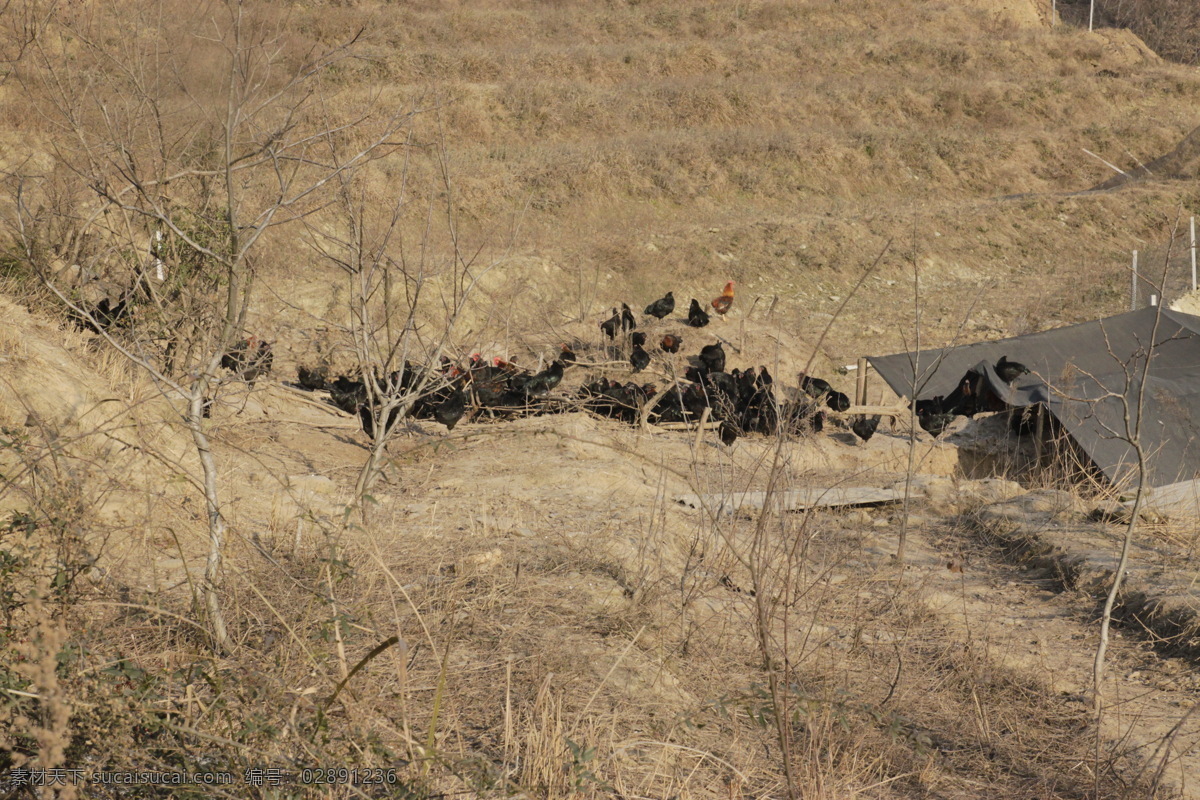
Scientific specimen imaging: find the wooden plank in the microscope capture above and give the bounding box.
[831,404,909,418]
[1138,479,1200,518]
[654,421,721,431]
[856,357,868,406]
[675,486,911,515]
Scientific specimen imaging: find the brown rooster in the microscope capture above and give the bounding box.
[710,281,734,319]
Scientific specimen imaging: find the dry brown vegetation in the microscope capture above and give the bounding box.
[3,0,1200,797]
[1082,0,1200,66]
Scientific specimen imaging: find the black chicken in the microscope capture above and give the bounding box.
[851,415,881,443]
[698,342,725,374]
[434,389,468,431]
[799,373,833,399]
[631,331,647,347]
[686,298,710,328]
[644,291,675,320]
[221,337,274,385]
[826,390,851,413]
[472,364,525,410]
[560,344,577,365]
[95,296,128,328]
[719,420,739,446]
[600,309,621,339]
[520,360,566,397]
[707,370,738,402]
[359,402,402,439]
[915,397,955,438]
[621,303,637,332]
[799,373,849,412]
[660,334,682,353]
[650,386,686,423]
[942,373,980,417]
[995,355,1031,384]
[629,344,651,373]
[297,365,328,391]
[682,383,710,419]
[75,296,131,333]
[330,376,368,413]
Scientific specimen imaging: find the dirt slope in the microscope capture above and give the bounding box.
[4,0,1200,796]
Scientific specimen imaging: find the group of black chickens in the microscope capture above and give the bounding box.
[913,355,1031,437]
[198,300,1039,449]
[80,277,1036,445]
[192,289,1038,447]
[282,288,887,446]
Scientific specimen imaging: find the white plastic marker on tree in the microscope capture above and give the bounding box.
[152,230,166,281]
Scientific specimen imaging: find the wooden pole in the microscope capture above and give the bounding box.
[1089,0,1095,31]
[1131,250,1138,311]
[1034,405,1046,469]
[694,406,711,450]
[855,357,868,406]
[1191,216,1197,292]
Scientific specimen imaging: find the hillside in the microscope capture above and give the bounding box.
[3,0,1200,798]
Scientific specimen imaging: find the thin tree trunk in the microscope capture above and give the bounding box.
[190,391,230,652]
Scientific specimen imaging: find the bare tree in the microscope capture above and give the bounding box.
[1086,233,1182,726]
[4,0,412,650]
[304,120,514,516]
[0,0,57,85]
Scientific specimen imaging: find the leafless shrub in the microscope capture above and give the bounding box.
[1096,0,1200,65]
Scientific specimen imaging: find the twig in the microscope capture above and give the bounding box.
[321,635,401,713]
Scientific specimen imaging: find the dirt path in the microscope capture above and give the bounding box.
[900,518,1200,798]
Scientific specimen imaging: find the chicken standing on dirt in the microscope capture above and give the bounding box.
[687,298,710,327]
[297,365,328,391]
[698,342,725,374]
[851,414,881,443]
[621,302,637,332]
[710,281,734,319]
[434,389,468,431]
[629,344,651,373]
[644,291,675,320]
[915,397,955,438]
[719,420,738,446]
[600,309,621,340]
[359,402,401,439]
[800,372,850,412]
[519,360,566,397]
[221,336,274,385]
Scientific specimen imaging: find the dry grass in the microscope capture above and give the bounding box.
[4,0,1200,796]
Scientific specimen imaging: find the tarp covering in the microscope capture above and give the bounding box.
[868,308,1200,488]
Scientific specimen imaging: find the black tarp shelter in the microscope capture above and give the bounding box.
[868,307,1200,489]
